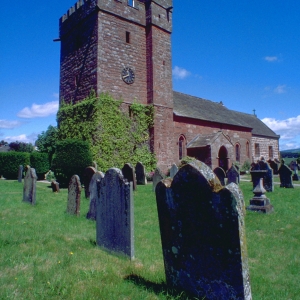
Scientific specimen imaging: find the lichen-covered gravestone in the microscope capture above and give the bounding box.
[122,163,137,191]
[226,165,240,185]
[96,168,134,259]
[18,165,23,183]
[213,166,226,186]
[83,166,96,198]
[67,175,81,216]
[86,171,104,220]
[278,161,294,188]
[170,163,178,178]
[135,162,147,185]
[152,167,165,192]
[156,160,252,300]
[23,166,37,205]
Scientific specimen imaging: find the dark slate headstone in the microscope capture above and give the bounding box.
[51,180,60,192]
[23,166,37,205]
[152,167,165,192]
[278,162,294,188]
[213,167,226,186]
[122,163,137,191]
[258,160,274,192]
[170,163,178,178]
[135,162,147,185]
[18,165,23,183]
[226,165,240,185]
[96,168,134,259]
[86,171,104,221]
[268,159,279,175]
[83,167,96,198]
[156,160,252,300]
[67,175,81,216]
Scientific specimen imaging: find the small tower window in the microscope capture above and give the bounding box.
[126,31,130,44]
[128,0,138,8]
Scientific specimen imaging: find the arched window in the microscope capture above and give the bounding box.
[178,135,186,160]
[246,141,250,158]
[235,144,240,162]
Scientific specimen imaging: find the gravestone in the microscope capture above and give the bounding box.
[23,166,37,205]
[152,167,165,192]
[226,165,240,185]
[268,159,279,175]
[18,165,23,183]
[290,161,299,181]
[51,180,60,192]
[135,162,147,185]
[170,163,178,178]
[122,163,137,191]
[156,160,252,299]
[278,161,294,188]
[96,168,134,259]
[258,159,274,192]
[67,175,81,216]
[83,166,96,198]
[86,171,104,220]
[213,167,226,186]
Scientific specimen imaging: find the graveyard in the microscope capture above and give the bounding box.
[1,175,299,299]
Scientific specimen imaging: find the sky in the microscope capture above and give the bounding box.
[1,0,300,150]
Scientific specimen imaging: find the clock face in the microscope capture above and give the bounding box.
[121,67,135,84]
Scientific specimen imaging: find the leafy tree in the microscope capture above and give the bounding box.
[9,141,34,153]
[35,125,58,162]
[0,140,8,146]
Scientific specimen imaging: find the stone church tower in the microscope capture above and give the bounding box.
[59,0,175,170]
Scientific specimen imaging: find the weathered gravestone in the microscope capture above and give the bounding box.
[213,166,226,186]
[170,163,178,178]
[290,161,299,181]
[156,160,252,300]
[268,159,279,175]
[152,167,165,192]
[135,162,147,185]
[122,163,137,191]
[18,165,23,183]
[51,180,60,192]
[278,160,294,188]
[96,168,134,259]
[226,165,240,185]
[23,166,37,205]
[67,175,81,216]
[83,166,96,198]
[86,171,104,220]
[250,160,274,192]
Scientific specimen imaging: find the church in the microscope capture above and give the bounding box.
[57,0,280,172]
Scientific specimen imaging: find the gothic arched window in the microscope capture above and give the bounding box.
[178,135,186,160]
[235,143,240,162]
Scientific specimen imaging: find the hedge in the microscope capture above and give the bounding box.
[0,152,30,179]
[30,152,50,179]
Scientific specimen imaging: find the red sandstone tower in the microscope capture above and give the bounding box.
[58,0,175,170]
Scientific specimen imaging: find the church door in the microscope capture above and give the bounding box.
[218,146,229,171]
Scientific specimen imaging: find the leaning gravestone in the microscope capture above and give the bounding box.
[213,166,226,186]
[156,160,252,300]
[51,180,60,193]
[18,165,23,183]
[23,166,37,205]
[135,162,147,185]
[170,163,178,178]
[86,171,104,220]
[122,163,137,191]
[278,161,294,188]
[67,175,81,216]
[96,168,134,259]
[83,166,96,198]
[258,159,274,192]
[226,165,240,185]
[152,167,165,192]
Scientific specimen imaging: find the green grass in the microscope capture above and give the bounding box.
[0,179,299,299]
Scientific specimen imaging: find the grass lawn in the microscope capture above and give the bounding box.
[0,179,299,299]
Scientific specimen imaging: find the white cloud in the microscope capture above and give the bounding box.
[262,115,300,150]
[5,132,38,145]
[264,56,278,62]
[172,66,191,79]
[17,101,59,118]
[274,84,287,94]
[0,119,23,129]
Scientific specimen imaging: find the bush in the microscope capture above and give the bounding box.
[0,152,30,179]
[51,139,93,187]
[30,152,50,179]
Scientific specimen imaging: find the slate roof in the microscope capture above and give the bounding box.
[173,91,280,139]
[187,132,232,149]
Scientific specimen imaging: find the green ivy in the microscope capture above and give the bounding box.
[57,92,156,171]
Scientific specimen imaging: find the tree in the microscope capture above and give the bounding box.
[9,141,34,153]
[0,140,8,146]
[35,125,58,162]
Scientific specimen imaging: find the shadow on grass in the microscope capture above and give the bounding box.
[124,274,200,299]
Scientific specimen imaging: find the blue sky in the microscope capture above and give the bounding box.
[1,1,300,150]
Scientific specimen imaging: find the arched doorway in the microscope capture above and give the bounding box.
[218,146,229,171]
